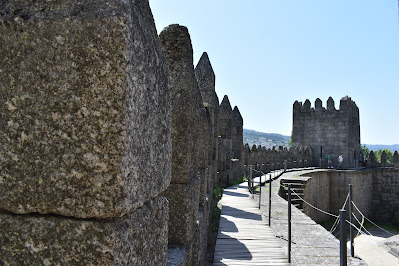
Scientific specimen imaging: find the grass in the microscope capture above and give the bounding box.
[229,175,247,187]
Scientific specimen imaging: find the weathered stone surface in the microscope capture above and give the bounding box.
[0,196,168,265]
[163,176,200,246]
[195,53,219,168]
[160,24,204,184]
[0,0,171,218]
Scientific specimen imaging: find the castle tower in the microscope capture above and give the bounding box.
[292,96,360,168]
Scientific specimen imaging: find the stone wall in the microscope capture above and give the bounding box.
[292,96,360,169]
[1,2,246,265]
[159,24,245,265]
[243,144,312,177]
[1,1,170,265]
[302,169,399,225]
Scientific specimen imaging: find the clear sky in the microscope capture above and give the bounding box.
[150,0,399,145]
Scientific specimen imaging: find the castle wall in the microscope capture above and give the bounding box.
[0,2,297,265]
[302,169,399,225]
[292,97,360,169]
[0,1,171,264]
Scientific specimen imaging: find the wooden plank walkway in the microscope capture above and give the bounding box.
[214,181,289,265]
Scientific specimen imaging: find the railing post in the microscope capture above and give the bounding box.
[249,165,253,194]
[339,209,347,266]
[268,174,272,226]
[288,184,292,263]
[349,184,354,257]
[259,173,262,209]
[251,165,254,198]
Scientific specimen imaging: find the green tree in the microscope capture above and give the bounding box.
[374,149,393,163]
[289,132,292,148]
[360,145,370,158]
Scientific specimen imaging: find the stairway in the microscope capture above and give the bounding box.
[278,178,307,210]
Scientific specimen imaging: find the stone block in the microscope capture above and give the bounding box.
[163,176,200,246]
[0,196,168,265]
[0,0,171,218]
[199,168,207,207]
[191,209,208,266]
[160,24,206,184]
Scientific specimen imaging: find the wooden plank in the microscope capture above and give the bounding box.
[214,182,288,265]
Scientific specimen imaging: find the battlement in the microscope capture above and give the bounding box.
[293,96,359,116]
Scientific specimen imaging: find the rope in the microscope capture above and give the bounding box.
[291,222,330,265]
[345,218,393,251]
[330,194,349,233]
[288,187,340,218]
[352,212,372,238]
[352,201,396,237]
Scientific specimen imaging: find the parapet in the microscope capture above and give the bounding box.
[293,96,358,114]
[232,106,243,126]
[195,52,215,92]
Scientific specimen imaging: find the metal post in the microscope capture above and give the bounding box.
[259,176,261,209]
[288,184,292,263]
[251,166,254,198]
[339,209,347,266]
[249,165,253,194]
[268,175,272,226]
[349,184,354,257]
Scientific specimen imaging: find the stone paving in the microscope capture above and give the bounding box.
[255,169,367,265]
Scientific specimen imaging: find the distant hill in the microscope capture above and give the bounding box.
[364,144,399,153]
[243,129,290,149]
[243,129,398,152]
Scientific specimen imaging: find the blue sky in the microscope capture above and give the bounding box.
[150,0,399,145]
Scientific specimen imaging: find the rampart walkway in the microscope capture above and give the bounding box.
[213,179,288,265]
[215,168,367,265]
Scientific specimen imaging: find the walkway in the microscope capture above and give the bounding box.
[258,169,366,265]
[213,181,288,265]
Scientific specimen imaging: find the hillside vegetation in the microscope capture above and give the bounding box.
[243,129,290,149]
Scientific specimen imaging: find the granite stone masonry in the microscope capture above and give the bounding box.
[160,24,210,266]
[0,1,332,264]
[300,169,399,224]
[0,196,168,265]
[1,1,171,265]
[160,24,200,184]
[218,95,233,185]
[292,96,360,169]
[0,0,171,219]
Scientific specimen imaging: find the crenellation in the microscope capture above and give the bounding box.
[327,97,335,111]
[314,98,323,111]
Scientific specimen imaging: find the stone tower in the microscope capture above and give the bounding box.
[292,96,360,168]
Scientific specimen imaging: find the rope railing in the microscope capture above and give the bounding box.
[345,217,394,253]
[280,182,341,219]
[348,201,398,256]
[262,170,398,265]
[351,201,396,237]
[330,194,350,233]
[291,221,330,265]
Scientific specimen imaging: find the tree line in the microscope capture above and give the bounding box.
[360,145,393,163]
